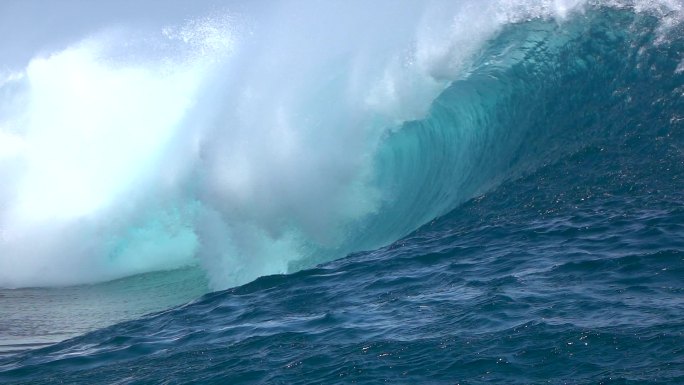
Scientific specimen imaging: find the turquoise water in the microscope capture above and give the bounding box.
[1,2,683,384]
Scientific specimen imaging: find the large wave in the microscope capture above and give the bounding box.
[0,0,681,289]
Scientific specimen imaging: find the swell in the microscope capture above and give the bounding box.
[0,2,682,290]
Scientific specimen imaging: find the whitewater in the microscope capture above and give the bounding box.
[1,0,683,383]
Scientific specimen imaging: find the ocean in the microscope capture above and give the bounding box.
[0,1,683,383]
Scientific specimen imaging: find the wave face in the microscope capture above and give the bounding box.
[2,0,663,290]
[1,1,683,383]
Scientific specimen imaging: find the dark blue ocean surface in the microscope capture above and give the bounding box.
[1,5,683,384]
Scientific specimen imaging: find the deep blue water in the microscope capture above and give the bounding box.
[1,5,683,384]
